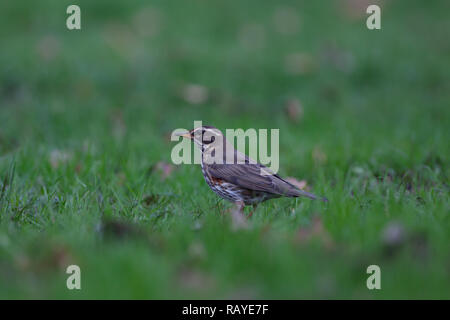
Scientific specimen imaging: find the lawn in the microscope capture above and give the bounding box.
[0,0,449,299]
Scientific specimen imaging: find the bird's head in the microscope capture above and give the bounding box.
[176,126,224,151]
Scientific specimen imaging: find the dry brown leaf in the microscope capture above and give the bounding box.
[273,7,300,35]
[238,23,266,50]
[110,108,127,139]
[152,161,176,180]
[312,146,327,166]
[116,172,126,186]
[14,253,30,271]
[296,216,334,249]
[381,222,406,246]
[230,208,249,231]
[177,267,216,292]
[49,245,74,269]
[49,150,72,169]
[188,241,206,260]
[132,6,163,38]
[321,43,355,73]
[103,23,137,57]
[285,177,308,190]
[284,52,316,75]
[284,99,304,123]
[181,84,209,105]
[101,219,143,239]
[36,35,60,61]
[226,286,260,299]
[341,0,384,20]
[75,162,82,174]
[142,194,161,206]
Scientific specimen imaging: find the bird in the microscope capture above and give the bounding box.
[176,125,327,216]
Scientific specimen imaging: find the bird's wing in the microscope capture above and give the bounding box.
[207,162,301,197]
[206,149,324,200]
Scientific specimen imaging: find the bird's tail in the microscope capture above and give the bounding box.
[282,179,328,202]
[291,188,328,202]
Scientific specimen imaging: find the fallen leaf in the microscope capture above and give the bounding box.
[142,194,161,206]
[110,108,127,140]
[341,0,384,20]
[75,162,82,174]
[181,84,209,105]
[238,23,265,50]
[188,241,206,260]
[101,219,142,239]
[409,231,429,260]
[230,207,249,231]
[116,172,126,186]
[103,23,137,57]
[381,221,407,258]
[284,99,304,123]
[14,253,30,271]
[284,52,316,75]
[320,43,355,73]
[49,245,74,269]
[36,35,60,61]
[381,221,406,247]
[132,6,163,38]
[151,161,176,180]
[191,219,203,231]
[285,177,308,190]
[49,150,72,168]
[312,146,327,166]
[296,216,334,249]
[177,267,216,292]
[226,286,260,299]
[273,6,300,35]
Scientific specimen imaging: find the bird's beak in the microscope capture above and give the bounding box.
[175,131,192,139]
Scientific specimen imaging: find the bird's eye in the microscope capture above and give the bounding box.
[203,135,215,145]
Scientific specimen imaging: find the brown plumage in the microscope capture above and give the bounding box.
[176,125,327,212]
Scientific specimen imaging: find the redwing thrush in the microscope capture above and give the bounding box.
[176,126,327,213]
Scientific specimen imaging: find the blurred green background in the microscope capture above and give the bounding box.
[0,0,449,299]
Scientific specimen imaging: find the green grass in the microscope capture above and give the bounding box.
[0,0,449,299]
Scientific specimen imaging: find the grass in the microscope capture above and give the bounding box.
[0,0,449,299]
